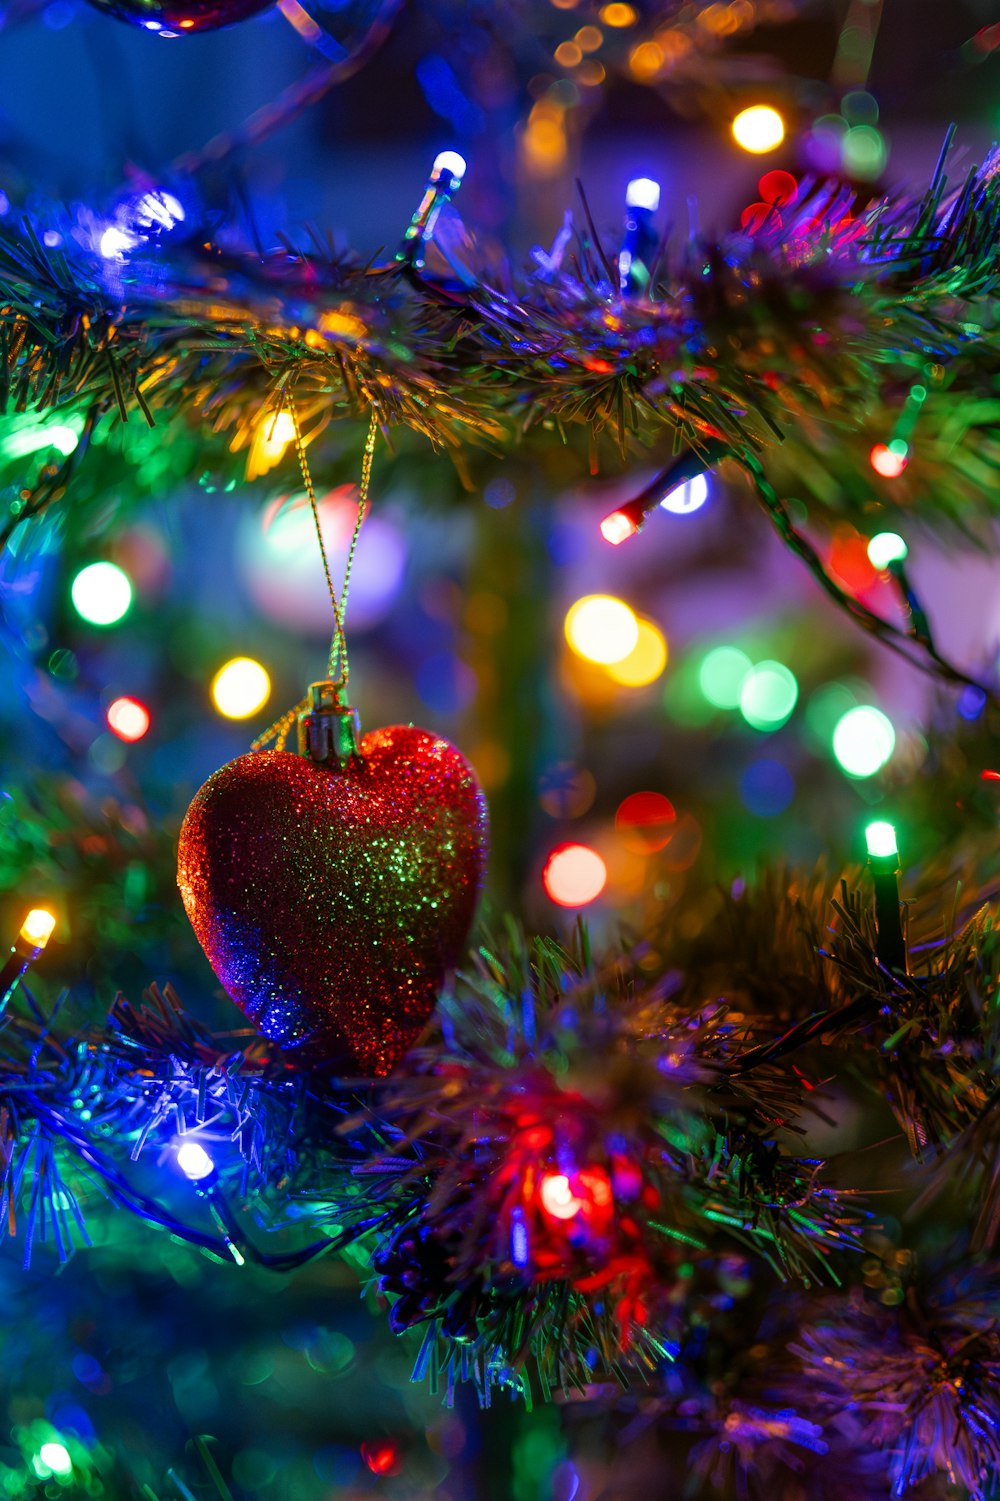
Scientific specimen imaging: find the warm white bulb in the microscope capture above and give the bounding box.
[732,105,786,154]
[432,151,467,183]
[20,909,56,947]
[626,176,661,211]
[176,1140,216,1181]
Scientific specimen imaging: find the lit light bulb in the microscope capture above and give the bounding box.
[19,909,56,948]
[432,150,467,183]
[660,473,709,514]
[70,561,133,627]
[539,1172,583,1219]
[625,176,660,212]
[564,595,639,665]
[600,509,638,545]
[211,658,271,719]
[35,1444,72,1479]
[732,105,786,154]
[865,820,898,859]
[99,225,139,259]
[176,1140,216,1181]
[134,189,185,231]
[107,696,151,743]
[870,443,908,478]
[867,532,908,569]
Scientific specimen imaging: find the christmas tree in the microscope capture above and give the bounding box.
[0,2,998,1497]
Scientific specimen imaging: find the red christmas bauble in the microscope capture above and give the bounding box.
[83,0,272,34]
[177,726,488,1075]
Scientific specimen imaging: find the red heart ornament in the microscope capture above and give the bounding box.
[177,726,488,1075]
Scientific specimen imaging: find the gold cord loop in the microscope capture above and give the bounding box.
[250,402,379,753]
[289,398,378,686]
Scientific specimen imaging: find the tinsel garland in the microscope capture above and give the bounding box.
[1,866,998,1493]
[1,141,999,556]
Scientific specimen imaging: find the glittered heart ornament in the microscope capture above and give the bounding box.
[177,684,488,1075]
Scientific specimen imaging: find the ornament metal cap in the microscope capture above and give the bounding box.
[297,681,361,767]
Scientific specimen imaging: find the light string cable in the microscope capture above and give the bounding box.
[251,396,379,752]
[0,997,357,1269]
[602,444,998,706]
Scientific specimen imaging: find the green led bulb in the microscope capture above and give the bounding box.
[867,532,908,570]
[865,820,898,859]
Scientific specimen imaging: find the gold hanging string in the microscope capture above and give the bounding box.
[250,698,306,753]
[250,401,379,753]
[290,395,377,685]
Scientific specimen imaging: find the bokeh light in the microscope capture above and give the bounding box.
[870,442,908,478]
[832,705,896,777]
[542,843,607,907]
[239,488,405,636]
[539,1172,583,1220]
[842,124,887,179]
[829,528,877,592]
[660,473,709,514]
[247,410,297,479]
[35,1444,72,1479]
[605,618,667,686]
[958,685,987,721]
[867,531,908,569]
[415,653,478,715]
[99,225,137,259]
[261,410,295,449]
[0,416,81,460]
[739,661,798,731]
[740,759,795,817]
[539,764,596,819]
[600,2,636,23]
[211,658,271,720]
[564,595,638,665]
[361,1441,402,1478]
[107,696,151,743]
[70,561,133,627]
[732,105,785,154]
[805,681,859,745]
[699,645,752,709]
[615,791,676,853]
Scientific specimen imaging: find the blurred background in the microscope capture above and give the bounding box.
[0,1,999,1496]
